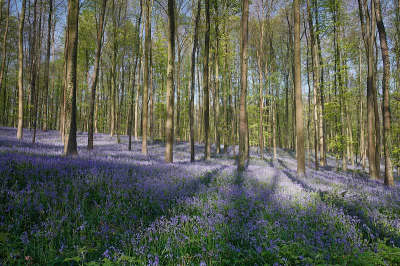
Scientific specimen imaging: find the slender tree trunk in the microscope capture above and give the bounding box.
[149,38,154,143]
[129,2,142,150]
[238,0,249,172]
[165,0,175,163]
[64,0,79,156]
[307,0,319,170]
[358,0,379,179]
[17,0,27,139]
[314,0,325,166]
[88,0,106,150]
[190,0,201,162]
[375,0,394,185]
[204,0,211,160]
[30,0,38,143]
[294,0,305,177]
[359,47,366,170]
[42,0,53,131]
[257,3,265,160]
[142,0,151,155]
[0,0,10,98]
[223,3,228,153]
[214,0,221,154]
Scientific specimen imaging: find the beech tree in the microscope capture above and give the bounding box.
[64,0,79,156]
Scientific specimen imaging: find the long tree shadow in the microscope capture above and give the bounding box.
[276,157,400,246]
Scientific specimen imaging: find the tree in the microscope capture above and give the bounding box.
[42,0,53,131]
[165,0,175,163]
[375,0,393,186]
[128,0,142,151]
[88,0,107,150]
[294,0,305,177]
[238,0,249,172]
[142,0,151,155]
[17,0,26,140]
[358,0,379,179]
[190,0,201,162]
[256,0,266,160]
[0,0,10,97]
[307,0,319,170]
[204,0,211,160]
[64,0,79,156]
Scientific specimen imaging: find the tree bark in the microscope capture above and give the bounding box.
[165,0,175,163]
[142,0,151,155]
[88,0,106,150]
[190,0,201,162]
[238,0,249,172]
[375,0,394,185]
[294,0,305,177]
[42,0,53,131]
[64,0,79,156]
[204,0,211,160]
[0,0,10,99]
[358,0,379,179]
[17,0,27,139]
[129,1,143,150]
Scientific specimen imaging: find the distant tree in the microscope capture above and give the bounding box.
[42,0,53,132]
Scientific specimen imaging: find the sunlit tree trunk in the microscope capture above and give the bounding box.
[165,0,175,163]
[190,0,201,162]
[238,0,249,172]
[142,0,151,155]
[294,0,305,177]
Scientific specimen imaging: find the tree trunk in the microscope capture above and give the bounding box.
[17,0,27,139]
[238,0,249,172]
[307,0,319,170]
[358,0,379,179]
[214,0,221,154]
[88,0,106,150]
[375,0,394,186]
[42,0,53,131]
[64,0,79,156]
[142,0,151,155]
[129,1,142,150]
[0,0,10,99]
[165,0,175,163]
[190,0,201,162]
[294,0,305,177]
[204,0,211,160]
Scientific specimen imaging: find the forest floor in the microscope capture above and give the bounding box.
[1,126,400,265]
